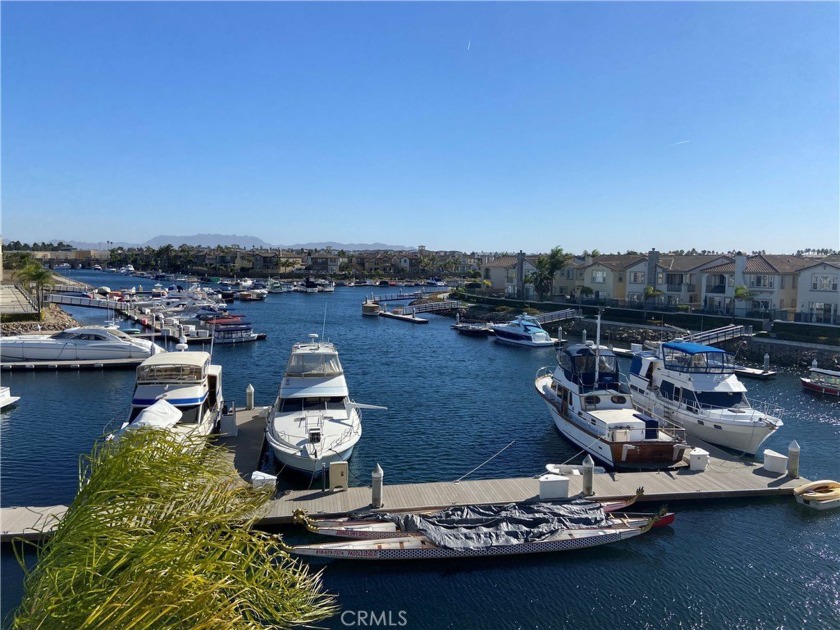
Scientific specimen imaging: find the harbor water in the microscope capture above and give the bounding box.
[2,270,838,629]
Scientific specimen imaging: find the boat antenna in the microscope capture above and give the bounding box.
[594,310,602,388]
[321,304,328,340]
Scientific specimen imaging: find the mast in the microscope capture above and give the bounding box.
[594,311,602,387]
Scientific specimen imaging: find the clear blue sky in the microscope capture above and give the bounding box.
[2,1,838,254]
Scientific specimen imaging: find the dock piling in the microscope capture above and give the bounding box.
[246,384,254,410]
[788,441,800,479]
[582,455,594,496]
[372,463,384,508]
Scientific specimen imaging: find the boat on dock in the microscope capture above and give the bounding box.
[451,313,493,337]
[800,365,840,397]
[628,340,783,455]
[490,314,556,347]
[113,349,224,439]
[282,501,669,560]
[264,334,385,476]
[535,340,690,469]
[0,326,166,363]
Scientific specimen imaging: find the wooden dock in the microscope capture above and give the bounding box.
[1,408,810,541]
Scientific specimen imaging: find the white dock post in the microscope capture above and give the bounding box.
[787,440,800,479]
[763,353,770,371]
[582,455,594,496]
[371,463,384,508]
[246,384,254,410]
[581,329,587,343]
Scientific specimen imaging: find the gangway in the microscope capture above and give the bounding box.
[688,324,751,345]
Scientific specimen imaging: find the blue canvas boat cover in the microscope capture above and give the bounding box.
[663,341,726,355]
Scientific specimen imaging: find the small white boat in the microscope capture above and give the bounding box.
[113,349,224,440]
[628,340,783,455]
[0,386,20,409]
[0,326,165,363]
[265,334,385,476]
[490,314,556,347]
[793,480,840,511]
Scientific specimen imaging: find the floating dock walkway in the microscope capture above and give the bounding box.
[2,407,809,542]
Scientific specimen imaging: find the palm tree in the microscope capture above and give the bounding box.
[14,430,336,629]
[733,285,752,316]
[643,285,663,319]
[13,261,55,313]
[528,247,569,301]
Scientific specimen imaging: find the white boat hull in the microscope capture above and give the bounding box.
[635,396,777,455]
[270,444,355,475]
[542,400,616,467]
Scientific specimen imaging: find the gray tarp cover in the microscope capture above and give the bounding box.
[356,500,609,550]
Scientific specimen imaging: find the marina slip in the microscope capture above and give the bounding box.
[1,269,838,629]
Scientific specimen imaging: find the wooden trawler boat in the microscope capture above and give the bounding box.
[535,317,689,469]
[282,500,673,560]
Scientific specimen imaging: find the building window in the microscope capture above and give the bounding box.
[811,274,838,291]
[591,271,607,284]
[629,271,645,284]
[748,275,774,288]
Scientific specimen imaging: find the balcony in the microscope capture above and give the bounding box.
[706,285,726,294]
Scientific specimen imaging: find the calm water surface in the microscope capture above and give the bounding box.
[2,271,838,628]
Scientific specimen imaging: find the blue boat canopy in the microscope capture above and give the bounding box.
[662,341,726,355]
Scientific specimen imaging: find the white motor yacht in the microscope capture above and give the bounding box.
[490,314,557,347]
[114,350,224,440]
[265,334,385,476]
[628,340,783,455]
[0,326,165,363]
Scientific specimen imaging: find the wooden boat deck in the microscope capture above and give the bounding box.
[1,408,808,541]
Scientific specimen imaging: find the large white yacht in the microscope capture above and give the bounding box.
[627,340,783,455]
[0,326,165,363]
[490,314,557,347]
[115,350,224,439]
[265,334,385,476]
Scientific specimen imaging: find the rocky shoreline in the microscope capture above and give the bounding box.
[0,304,80,336]
[456,305,840,370]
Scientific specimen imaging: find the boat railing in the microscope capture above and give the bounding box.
[654,388,783,423]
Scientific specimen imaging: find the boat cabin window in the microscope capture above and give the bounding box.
[284,353,343,377]
[50,331,77,339]
[584,395,601,406]
[610,395,627,404]
[694,391,746,409]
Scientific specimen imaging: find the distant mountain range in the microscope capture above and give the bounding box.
[59,235,413,251]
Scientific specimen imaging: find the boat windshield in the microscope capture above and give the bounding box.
[285,352,343,377]
[574,354,617,376]
[137,363,205,383]
[662,347,735,373]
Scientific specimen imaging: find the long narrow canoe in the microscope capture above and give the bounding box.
[282,514,664,561]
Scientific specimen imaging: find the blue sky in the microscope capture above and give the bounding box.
[2,2,838,254]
